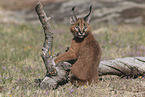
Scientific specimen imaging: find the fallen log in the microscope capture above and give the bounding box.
[99,57,145,78]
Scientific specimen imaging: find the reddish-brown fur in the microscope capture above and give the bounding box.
[54,7,101,86]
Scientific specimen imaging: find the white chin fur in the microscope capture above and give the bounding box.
[78,36,84,38]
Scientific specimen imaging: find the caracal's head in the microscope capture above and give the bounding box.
[70,6,92,39]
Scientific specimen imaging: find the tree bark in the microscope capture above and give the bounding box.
[35,2,145,89]
[35,2,54,76]
[35,2,58,89]
[99,57,145,78]
[35,2,71,89]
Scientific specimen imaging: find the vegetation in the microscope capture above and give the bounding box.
[0,23,145,96]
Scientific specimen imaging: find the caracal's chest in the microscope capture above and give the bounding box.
[72,38,91,57]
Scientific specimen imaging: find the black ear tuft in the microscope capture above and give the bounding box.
[70,6,77,24]
[83,5,92,24]
[90,5,92,10]
[72,6,75,11]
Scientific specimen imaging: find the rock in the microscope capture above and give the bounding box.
[0,0,145,24]
[120,7,145,24]
[24,0,145,24]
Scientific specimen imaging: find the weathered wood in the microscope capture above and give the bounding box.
[35,2,54,75]
[35,2,58,89]
[98,57,145,78]
[35,2,71,89]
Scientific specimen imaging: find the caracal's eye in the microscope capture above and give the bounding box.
[83,27,88,31]
[75,26,79,31]
[77,23,80,26]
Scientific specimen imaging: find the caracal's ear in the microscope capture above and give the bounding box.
[83,5,92,24]
[70,6,77,24]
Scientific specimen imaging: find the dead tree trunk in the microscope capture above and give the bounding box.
[35,2,71,89]
[99,57,145,78]
[35,2,53,76]
[35,2,145,89]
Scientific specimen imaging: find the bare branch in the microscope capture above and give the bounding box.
[35,2,54,74]
[35,2,71,89]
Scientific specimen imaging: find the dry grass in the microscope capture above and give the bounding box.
[0,23,145,96]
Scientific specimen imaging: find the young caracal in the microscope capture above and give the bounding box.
[54,6,101,86]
